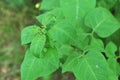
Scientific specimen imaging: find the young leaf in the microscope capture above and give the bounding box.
[105,42,117,58]
[62,50,117,80]
[30,34,46,58]
[21,48,59,80]
[85,7,120,38]
[21,25,40,45]
[40,0,60,10]
[37,12,55,26]
[48,20,76,45]
[37,8,63,26]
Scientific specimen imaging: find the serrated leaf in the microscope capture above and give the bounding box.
[40,0,60,10]
[48,20,76,45]
[30,34,46,58]
[21,48,59,80]
[21,25,40,45]
[85,7,120,38]
[62,50,117,80]
[105,42,117,58]
[60,0,96,26]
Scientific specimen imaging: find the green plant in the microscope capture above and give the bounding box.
[21,0,120,80]
[5,0,25,7]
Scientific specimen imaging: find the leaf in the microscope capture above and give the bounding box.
[85,7,120,38]
[97,0,117,9]
[57,45,80,63]
[57,45,74,57]
[105,42,117,58]
[37,8,63,26]
[48,20,76,45]
[62,50,118,80]
[37,12,55,26]
[21,25,40,45]
[76,29,90,50]
[21,48,59,80]
[30,34,46,58]
[87,37,104,52]
[107,57,120,76]
[60,0,96,26]
[40,0,60,10]
[117,64,120,75]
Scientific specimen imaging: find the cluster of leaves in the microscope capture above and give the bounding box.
[21,0,120,80]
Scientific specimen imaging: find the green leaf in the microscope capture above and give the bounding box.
[60,0,96,26]
[37,8,63,26]
[21,48,59,80]
[85,7,120,38]
[57,45,74,57]
[21,25,40,45]
[76,29,90,50]
[57,45,80,63]
[40,0,60,10]
[30,34,46,58]
[105,42,117,58]
[117,63,120,75]
[87,37,104,52]
[36,12,55,26]
[97,0,117,9]
[107,57,120,76]
[48,20,76,45]
[62,50,117,80]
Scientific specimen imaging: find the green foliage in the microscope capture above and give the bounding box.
[97,0,117,9]
[62,50,117,80]
[30,34,46,57]
[5,0,25,7]
[21,25,40,45]
[21,0,120,80]
[85,7,120,38]
[21,48,59,80]
[105,42,117,57]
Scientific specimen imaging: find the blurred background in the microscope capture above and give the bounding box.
[0,0,41,80]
